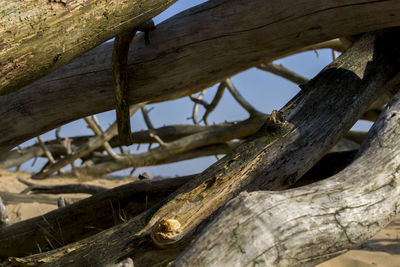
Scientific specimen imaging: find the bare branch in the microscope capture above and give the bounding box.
[176,91,400,267]
[3,1,399,154]
[36,136,55,164]
[225,78,263,117]
[0,191,81,205]
[189,90,207,125]
[18,178,106,195]
[83,116,121,160]
[141,106,155,130]
[257,63,309,85]
[0,0,177,96]
[32,104,144,179]
[72,115,267,176]
[149,133,167,147]
[202,83,226,125]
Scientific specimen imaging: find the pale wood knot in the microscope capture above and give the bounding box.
[267,110,284,125]
[151,219,182,248]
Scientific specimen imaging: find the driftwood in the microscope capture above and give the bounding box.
[7,29,400,266]
[0,176,193,258]
[2,0,400,155]
[0,147,352,260]
[0,120,260,170]
[0,191,81,206]
[174,91,400,267]
[0,197,9,227]
[18,178,107,195]
[0,0,177,95]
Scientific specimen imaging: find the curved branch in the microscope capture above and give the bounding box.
[11,29,400,267]
[175,91,400,267]
[72,115,267,176]
[202,83,226,125]
[2,0,400,154]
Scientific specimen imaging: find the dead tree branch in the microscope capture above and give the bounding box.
[225,78,262,116]
[18,178,107,195]
[32,104,144,179]
[257,63,309,85]
[202,83,226,125]
[0,176,193,258]
[10,29,400,266]
[175,91,400,267]
[2,0,400,155]
[0,0,177,95]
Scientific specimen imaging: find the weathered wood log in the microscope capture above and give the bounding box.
[2,0,400,155]
[0,191,81,205]
[0,175,193,258]
[0,197,10,227]
[174,91,400,267]
[11,29,400,267]
[0,0,177,96]
[18,178,107,195]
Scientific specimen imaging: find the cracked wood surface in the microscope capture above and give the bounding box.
[0,176,192,258]
[0,0,177,96]
[175,91,400,267]
[2,0,400,155]
[9,29,400,267]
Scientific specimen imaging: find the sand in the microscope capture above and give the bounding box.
[0,168,399,266]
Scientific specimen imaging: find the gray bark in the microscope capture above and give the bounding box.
[174,91,400,267]
[2,0,400,155]
[0,176,192,258]
[9,29,400,267]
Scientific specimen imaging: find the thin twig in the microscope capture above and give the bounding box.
[84,116,122,160]
[141,106,155,130]
[32,103,144,179]
[202,82,226,125]
[225,78,263,117]
[189,90,207,125]
[149,133,167,147]
[257,63,309,85]
[37,136,55,164]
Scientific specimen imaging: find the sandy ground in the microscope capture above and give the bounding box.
[0,168,399,266]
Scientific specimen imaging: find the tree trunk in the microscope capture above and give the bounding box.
[174,91,400,267]
[2,0,400,155]
[8,29,400,267]
[0,0,177,96]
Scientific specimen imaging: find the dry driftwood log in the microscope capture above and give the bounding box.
[0,148,353,260]
[0,176,193,258]
[18,178,106,195]
[0,191,81,206]
[2,0,400,155]
[8,29,400,266]
[0,0,177,96]
[174,91,400,267]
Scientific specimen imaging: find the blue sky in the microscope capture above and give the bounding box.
[17,1,372,177]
